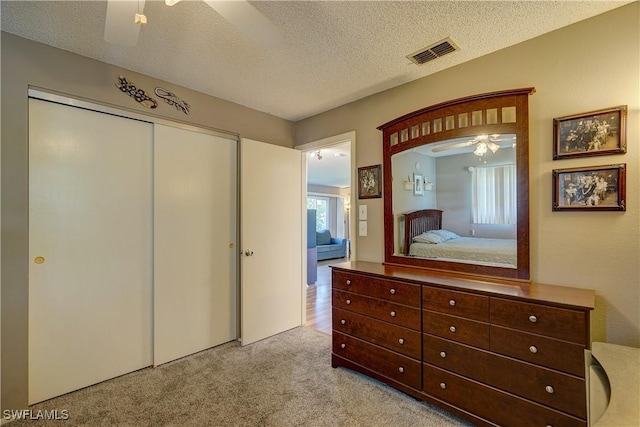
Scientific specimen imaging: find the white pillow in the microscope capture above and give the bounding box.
[413,231,446,244]
[430,229,460,241]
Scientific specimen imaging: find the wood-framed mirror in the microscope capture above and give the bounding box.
[378,88,535,281]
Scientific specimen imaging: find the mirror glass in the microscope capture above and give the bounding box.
[379,88,534,280]
[391,134,517,269]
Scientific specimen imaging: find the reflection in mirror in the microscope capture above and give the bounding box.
[379,88,534,280]
[392,134,517,269]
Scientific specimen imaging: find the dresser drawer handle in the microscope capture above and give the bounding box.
[346,299,351,305]
[529,315,538,323]
[398,338,405,345]
[340,343,346,349]
[398,367,404,373]
[449,299,456,307]
[529,345,538,354]
[545,385,554,394]
[449,326,456,333]
[390,311,397,317]
[440,351,446,358]
[389,288,396,295]
[340,319,346,325]
[440,382,446,390]
[346,280,351,285]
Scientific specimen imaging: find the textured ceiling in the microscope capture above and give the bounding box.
[1,1,632,122]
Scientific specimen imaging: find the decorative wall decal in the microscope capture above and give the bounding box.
[154,87,191,115]
[115,75,158,109]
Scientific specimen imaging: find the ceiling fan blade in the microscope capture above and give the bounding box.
[104,0,145,46]
[204,0,283,50]
[431,139,475,153]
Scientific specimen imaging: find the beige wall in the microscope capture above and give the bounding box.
[1,32,295,411]
[296,3,640,348]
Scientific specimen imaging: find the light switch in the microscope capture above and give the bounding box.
[359,221,367,236]
[359,205,367,220]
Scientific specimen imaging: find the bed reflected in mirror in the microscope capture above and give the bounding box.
[391,134,517,269]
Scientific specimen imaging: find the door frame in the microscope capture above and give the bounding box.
[296,131,356,264]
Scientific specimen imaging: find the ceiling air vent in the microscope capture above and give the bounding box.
[407,38,459,65]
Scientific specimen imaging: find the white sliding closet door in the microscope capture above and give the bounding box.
[28,98,153,404]
[154,124,237,365]
[240,139,303,345]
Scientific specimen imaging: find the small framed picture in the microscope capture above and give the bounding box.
[357,164,382,199]
[553,106,626,160]
[413,173,424,196]
[552,164,626,211]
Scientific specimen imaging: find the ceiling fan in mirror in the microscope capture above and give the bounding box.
[104,0,283,49]
[431,134,515,160]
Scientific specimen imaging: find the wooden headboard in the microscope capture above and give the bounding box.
[403,209,443,255]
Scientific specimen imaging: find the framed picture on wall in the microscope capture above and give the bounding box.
[413,173,424,196]
[553,106,627,160]
[357,164,382,199]
[552,164,626,211]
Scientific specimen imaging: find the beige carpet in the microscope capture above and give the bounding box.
[10,327,472,426]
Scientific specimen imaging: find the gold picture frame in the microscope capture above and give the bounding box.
[358,164,382,199]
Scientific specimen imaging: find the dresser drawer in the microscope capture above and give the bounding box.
[422,363,586,427]
[333,331,421,389]
[423,334,586,419]
[333,308,421,359]
[332,271,420,307]
[423,310,490,350]
[491,298,588,344]
[332,289,421,330]
[423,286,489,322]
[491,326,586,377]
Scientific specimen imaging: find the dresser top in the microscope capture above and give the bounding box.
[330,261,595,310]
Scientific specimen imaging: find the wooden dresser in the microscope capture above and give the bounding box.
[331,261,595,427]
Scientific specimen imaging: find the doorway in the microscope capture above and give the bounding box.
[297,132,355,334]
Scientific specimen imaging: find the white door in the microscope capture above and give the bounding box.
[240,139,303,345]
[28,99,153,404]
[153,124,237,365]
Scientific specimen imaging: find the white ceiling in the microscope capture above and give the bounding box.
[1,1,632,123]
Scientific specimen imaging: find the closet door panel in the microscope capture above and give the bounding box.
[28,98,153,404]
[154,124,237,365]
